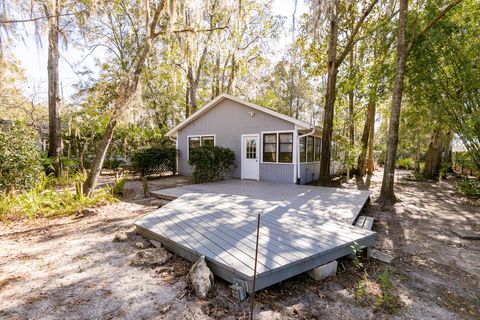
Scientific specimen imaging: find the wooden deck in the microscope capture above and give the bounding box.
[136,180,375,293]
[150,179,371,224]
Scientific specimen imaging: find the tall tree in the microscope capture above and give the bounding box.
[83,0,176,195]
[316,0,379,185]
[378,0,463,204]
[43,0,62,177]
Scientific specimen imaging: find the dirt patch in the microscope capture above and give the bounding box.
[1,173,479,319]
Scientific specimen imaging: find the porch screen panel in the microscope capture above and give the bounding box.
[314,137,321,161]
[299,137,306,163]
[306,136,314,162]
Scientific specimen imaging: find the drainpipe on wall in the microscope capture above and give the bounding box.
[297,128,316,184]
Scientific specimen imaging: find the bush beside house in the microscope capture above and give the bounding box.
[188,146,235,183]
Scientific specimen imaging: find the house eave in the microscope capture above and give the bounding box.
[166,93,315,137]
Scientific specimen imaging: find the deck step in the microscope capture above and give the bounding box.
[355,215,374,230]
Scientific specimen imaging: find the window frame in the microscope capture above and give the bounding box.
[187,134,216,159]
[260,130,295,164]
[262,133,277,163]
[278,132,294,163]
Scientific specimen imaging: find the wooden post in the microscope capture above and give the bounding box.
[250,213,261,320]
[141,175,149,198]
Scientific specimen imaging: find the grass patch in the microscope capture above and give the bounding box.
[354,267,403,315]
[438,288,480,318]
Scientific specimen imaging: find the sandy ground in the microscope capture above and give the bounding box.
[0,171,479,319]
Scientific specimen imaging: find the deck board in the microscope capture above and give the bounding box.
[136,180,375,292]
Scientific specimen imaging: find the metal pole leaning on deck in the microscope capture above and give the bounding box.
[250,213,261,320]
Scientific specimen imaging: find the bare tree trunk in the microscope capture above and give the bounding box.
[443,131,453,169]
[189,78,197,114]
[357,94,375,176]
[212,51,221,98]
[185,83,191,117]
[424,128,444,179]
[186,66,195,116]
[83,0,168,196]
[83,115,118,195]
[378,0,408,205]
[318,1,339,185]
[227,52,236,95]
[414,126,421,172]
[367,112,375,175]
[45,0,62,177]
[348,49,355,146]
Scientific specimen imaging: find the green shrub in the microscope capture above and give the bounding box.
[131,147,177,176]
[104,158,126,171]
[396,157,414,170]
[457,178,480,197]
[0,122,43,192]
[188,145,235,183]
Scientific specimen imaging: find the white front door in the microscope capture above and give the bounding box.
[242,135,259,180]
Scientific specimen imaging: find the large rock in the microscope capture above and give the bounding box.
[188,256,214,299]
[113,232,128,242]
[307,260,338,280]
[129,248,172,266]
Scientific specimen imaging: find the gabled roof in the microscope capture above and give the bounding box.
[166,93,315,137]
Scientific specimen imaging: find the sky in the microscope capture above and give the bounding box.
[10,0,308,102]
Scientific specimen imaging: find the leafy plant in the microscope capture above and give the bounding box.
[188,146,236,183]
[354,267,402,315]
[112,177,127,195]
[456,178,480,197]
[0,122,43,192]
[351,242,364,269]
[396,157,414,170]
[0,173,115,222]
[0,183,116,222]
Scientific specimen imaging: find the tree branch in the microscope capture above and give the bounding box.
[407,0,464,53]
[0,11,86,24]
[153,25,228,37]
[336,0,380,66]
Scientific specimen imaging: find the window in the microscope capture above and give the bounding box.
[188,135,215,157]
[299,137,306,163]
[278,133,293,163]
[306,136,314,162]
[188,137,201,154]
[246,138,257,159]
[263,133,277,162]
[201,136,214,146]
[314,137,321,161]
